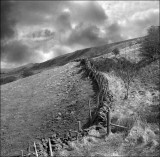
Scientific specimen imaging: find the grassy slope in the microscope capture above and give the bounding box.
[1,62,96,156]
[1,36,159,156]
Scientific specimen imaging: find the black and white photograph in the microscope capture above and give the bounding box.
[1,0,160,156]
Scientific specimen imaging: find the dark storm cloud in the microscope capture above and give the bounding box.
[0,1,107,61]
[66,23,107,48]
[12,1,68,26]
[106,23,124,42]
[55,11,72,32]
[9,1,107,27]
[65,22,125,48]
[1,1,16,39]
[1,41,41,64]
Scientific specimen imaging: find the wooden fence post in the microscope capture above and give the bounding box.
[78,121,82,132]
[69,130,72,139]
[28,144,31,153]
[76,132,79,141]
[106,108,111,136]
[21,150,24,157]
[77,121,82,141]
[48,138,54,157]
[28,143,31,156]
[88,99,92,123]
[34,142,38,157]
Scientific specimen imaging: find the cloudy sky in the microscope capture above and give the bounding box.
[1,0,159,68]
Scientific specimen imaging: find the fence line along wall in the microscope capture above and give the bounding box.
[76,58,114,125]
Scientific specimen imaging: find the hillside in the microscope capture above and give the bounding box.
[1,36,160,156]
[0,37,143,85]
[1,62,94,156]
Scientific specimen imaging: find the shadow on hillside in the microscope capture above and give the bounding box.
[22,70,34,78]
[0,76,17,85]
